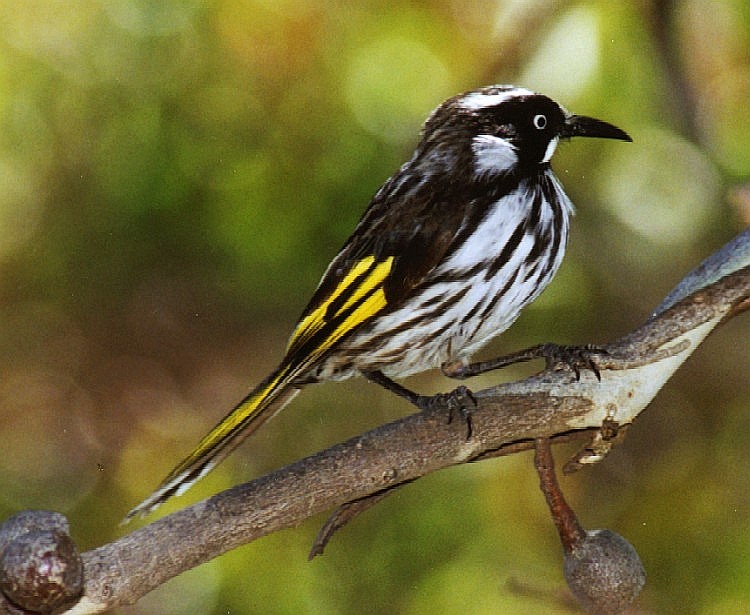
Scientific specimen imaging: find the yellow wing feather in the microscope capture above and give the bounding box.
[289,256,393,352]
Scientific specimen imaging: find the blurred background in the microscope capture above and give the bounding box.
[0,1,748,613]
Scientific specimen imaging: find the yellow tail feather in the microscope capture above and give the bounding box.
[123,367,298,522]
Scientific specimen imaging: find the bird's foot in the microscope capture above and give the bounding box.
[443,343,606,382]
[538,343,606,381]
[415,385,477,439]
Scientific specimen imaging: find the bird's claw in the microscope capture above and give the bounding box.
[541,343,607,381]
[418,385,477,439]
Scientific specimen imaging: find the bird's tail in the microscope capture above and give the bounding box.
[123,364,299,523]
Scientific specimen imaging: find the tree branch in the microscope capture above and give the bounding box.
[1,229,748,614]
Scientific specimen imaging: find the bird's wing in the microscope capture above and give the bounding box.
[286,254,395,360]
[287,182,469,361]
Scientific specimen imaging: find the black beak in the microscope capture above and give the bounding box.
[561,115,632,142]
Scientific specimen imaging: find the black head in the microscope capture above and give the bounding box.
[418,85,631,177]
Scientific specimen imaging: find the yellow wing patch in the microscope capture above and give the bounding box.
[288,255,394,356]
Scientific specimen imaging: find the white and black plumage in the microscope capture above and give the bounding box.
[126,85,631,521]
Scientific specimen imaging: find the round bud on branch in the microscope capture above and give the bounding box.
[0,511,83,613]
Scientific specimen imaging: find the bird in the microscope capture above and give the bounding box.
[125,85,631,521]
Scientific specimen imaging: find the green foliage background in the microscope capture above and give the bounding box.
[0,1,749,613]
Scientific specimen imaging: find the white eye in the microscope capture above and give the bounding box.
[533,114,547,129]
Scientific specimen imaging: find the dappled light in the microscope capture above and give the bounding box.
[0,1,749,613]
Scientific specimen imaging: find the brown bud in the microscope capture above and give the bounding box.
[564,528,646,615]
[0,512,83,613]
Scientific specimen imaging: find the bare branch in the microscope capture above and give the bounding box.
[1,229,748,614]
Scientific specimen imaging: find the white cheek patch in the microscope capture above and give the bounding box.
[542,136,559,163]
[471,134,518,176]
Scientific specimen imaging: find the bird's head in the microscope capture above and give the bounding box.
[418,85,631,179]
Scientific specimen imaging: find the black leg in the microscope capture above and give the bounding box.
[442,343,605,382]
[364,370,477,438]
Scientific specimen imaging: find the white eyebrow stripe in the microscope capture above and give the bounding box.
[458,88,535,110]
